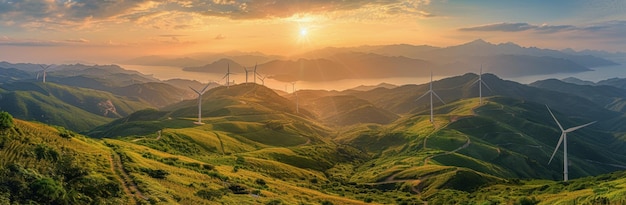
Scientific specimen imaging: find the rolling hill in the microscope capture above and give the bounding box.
[0,82,153,131]
[530,79,626,112]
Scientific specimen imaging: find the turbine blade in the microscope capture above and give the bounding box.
[481,80,493,92]
[200,83,211,93]
[415,91,431,101]
[470,79,479,86]
[548,133,565,164]
[432,91,446,104]
[189,86,201,95]
[546,105,564,131]
[564,121,596,133]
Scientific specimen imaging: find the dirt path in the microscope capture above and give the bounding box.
[107,154,135,204]
[109,151,148,202]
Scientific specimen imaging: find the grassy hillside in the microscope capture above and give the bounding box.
[301,95,399,126]
[0,118,128,204]
[336,96,626,198]
[0,82,153,131]
[530,79,626,112]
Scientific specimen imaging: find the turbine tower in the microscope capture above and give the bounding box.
[243,67,251,83]
[470,65,492,105]
[546,105,596,182]
[221,64,234,88]
[416,72,445,123]
[39,65,51,83]
[291,82,299,113]
[189,83,211,124]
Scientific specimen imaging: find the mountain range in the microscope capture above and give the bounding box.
[123,39,621,82]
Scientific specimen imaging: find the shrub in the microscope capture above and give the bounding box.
[255,178,267,186]
[266,199,282,205]
[202,164,215,170]
[30,177,66,204]
[516,197,539,205]
[321,200,334,205]
[228,184,249,194]
[0,111,14,131]
[195,189,224,200]
[140,168,169,179]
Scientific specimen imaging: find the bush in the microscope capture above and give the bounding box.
[266,199,282,205]
[195,189,224,200]
[516,197,539,205]
[202,164,214,170]
[30,177,66,204]
[140,168,169,179]
[0,111,14,131]
[255,178,267,186]
[228,184,249,194]
[321,200,334,205]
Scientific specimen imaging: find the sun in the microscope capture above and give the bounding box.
[299,28,308,37]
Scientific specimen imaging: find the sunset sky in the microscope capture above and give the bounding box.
[1,0,625,64]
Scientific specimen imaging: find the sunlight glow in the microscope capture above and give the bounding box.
[300,28,308,37]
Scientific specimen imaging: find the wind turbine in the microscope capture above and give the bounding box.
[189,83,211,125]
[39,65,52,83]
[257,74,266,86]
[291,82,299,113]
[253,63,258,84]
[243,67,251,83]
[416,72,445,123]
[470,65,492,105]
[546,105,596,182]
[221,64,234,88]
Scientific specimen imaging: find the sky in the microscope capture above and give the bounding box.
[1,0,625,64]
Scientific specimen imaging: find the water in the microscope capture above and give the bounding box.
[119,63,626,91]
[505,64,626,84]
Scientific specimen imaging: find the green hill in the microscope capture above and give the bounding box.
[301,95,399,126]
[0,82,153,131]
[530,79,626,112]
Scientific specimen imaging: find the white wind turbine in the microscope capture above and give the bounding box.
[546,105,596,182]
[470,65,492,105]
[253,63,258,84]
[257,74,266,86]
[39,65,52,83]
[416,72,445,123]
[243,67,251,83]
[221,64,235,88]
[291,82,299,113]
[189,83,211,125]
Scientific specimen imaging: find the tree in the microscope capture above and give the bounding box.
[0,111,14,131]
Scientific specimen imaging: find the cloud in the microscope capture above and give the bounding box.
[0,0,433,30]
[459,21,626,37]
[65,38,90,43]
[459,23,537,32]
[215,34,226,40]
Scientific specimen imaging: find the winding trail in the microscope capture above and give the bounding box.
[213,132,226,155]
[108,150,148,202]
[423,135,471,165]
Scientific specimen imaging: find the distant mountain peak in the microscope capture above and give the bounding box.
[467,38,491,45]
